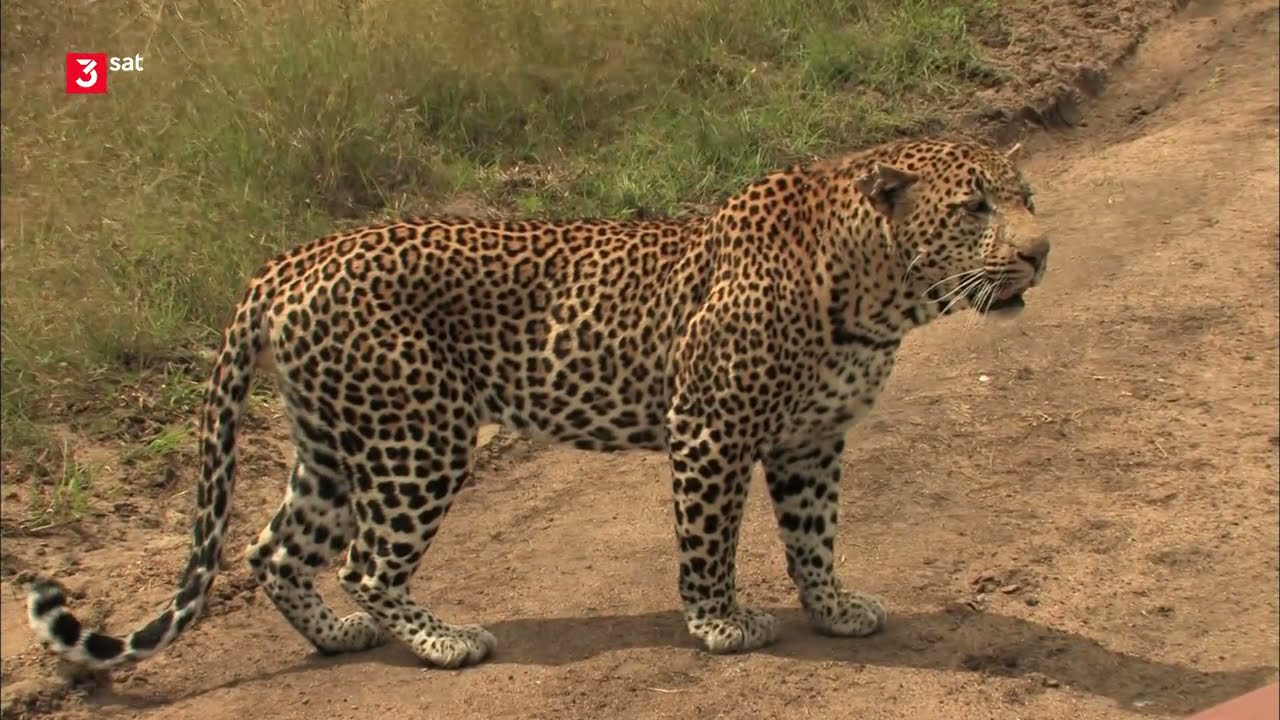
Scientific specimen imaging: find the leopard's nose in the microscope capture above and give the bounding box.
[1017,237,1050,273]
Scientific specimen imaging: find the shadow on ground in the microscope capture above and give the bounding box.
[89,607,1277,717]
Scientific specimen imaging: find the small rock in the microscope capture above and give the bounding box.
[1025,597,1040,607]
[949,597,985,614]
[972,574,1001,594]
[1000,583,1022,594]
[978,374,991,383]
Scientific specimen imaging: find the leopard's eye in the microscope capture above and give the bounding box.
[964,197,993,215]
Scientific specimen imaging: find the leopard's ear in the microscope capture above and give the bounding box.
[1003,142,1024,160]
[855,163,919,216]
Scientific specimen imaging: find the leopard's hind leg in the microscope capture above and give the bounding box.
[246,458,386,654]
[334,417,498,669]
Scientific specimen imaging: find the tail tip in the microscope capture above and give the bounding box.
[27,577,68,618]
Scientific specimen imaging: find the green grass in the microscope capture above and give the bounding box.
[1,0,999,474]
[21,437,97,530]
[122,425,190,466]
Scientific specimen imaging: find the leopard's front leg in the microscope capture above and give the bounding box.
[762,434,886,638]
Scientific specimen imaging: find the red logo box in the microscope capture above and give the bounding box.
[65,53,108,94]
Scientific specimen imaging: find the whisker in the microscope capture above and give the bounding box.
[900,253,925,286]
[941,275,984,316]
[979,278,999,315]
[942,278,977,308]
[983,271,1018,285]
[964,281,995,329]
[928,269,984,294]
[938,273,985,305]
[926,267,983,296]
[977,281,998,315]
[941,292,969,317]
[975,279,1005,326]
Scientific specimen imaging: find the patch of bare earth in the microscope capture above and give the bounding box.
[2,0,1278,718]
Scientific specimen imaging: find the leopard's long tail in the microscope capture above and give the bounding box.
[25,279,273,671]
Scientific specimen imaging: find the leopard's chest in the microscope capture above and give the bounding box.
[776,347,899,445]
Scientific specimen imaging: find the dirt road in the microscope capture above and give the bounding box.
[3,0,1278,718]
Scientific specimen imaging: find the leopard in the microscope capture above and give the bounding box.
[26,136,1049,673]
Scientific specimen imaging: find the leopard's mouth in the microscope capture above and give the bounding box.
[985,291,1026,314]
[966,282,1028,316]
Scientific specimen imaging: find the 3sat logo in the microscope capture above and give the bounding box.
[65,53,145,94]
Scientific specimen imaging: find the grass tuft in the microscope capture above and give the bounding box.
[21,438,97,531]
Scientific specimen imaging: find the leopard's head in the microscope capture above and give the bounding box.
[855,138,1049,318]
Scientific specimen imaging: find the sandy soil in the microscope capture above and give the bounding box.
[2,0,1278,718]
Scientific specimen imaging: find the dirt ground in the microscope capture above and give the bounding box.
[2,0,1279,718]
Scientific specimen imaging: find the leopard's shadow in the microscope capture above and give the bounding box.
[89,608,1275,717]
